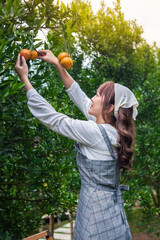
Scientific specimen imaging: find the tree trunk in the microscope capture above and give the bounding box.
[69,212,73,240]
[151,188,160,208]
[57,217,61,227]
[49,213,54,240]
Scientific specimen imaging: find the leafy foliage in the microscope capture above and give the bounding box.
[0,0,160,239]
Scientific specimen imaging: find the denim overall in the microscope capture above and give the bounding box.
[73,124,132,240]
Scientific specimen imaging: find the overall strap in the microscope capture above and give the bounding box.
[97,124,116,160]
[97,124,130,193]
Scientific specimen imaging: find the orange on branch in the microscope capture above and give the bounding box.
[30,50,38,60]
[20,49,31,60]
[58,52,69,62]
[61,57,73,69]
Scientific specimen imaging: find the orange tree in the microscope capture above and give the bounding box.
[0,0,81,239]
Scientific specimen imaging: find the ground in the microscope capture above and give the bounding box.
[132,233,159,240]
[128,208,160,240]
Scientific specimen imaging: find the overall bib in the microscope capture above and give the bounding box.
[73,124,132,240]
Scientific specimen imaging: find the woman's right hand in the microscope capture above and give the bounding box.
[37,50,59,66]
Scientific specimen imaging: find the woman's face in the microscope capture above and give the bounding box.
[88,82,114,123]
[88,90,104,121]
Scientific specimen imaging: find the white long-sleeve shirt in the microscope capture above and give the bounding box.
[27,81,118,160]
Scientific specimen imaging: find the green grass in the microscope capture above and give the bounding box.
[127,208,160,239]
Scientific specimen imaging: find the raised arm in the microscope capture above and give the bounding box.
[38,50,95,121]
[14,54,99,146]
[26,88,99,145]
[15,50,95,121]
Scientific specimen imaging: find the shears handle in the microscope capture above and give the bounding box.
[35,49,46,57]
[37,52,46,57]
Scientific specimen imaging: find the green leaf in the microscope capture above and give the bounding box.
[0,66,9,76]
[13,0,19,16]
[60,1,67,12]
[1,89,10,99]
[34,41,43,49]
[0,40,7,56]
[6,0,13,14]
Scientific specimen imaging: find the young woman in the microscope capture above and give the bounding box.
[15,50,139,240]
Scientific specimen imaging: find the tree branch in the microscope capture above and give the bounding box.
[23,0,31,11]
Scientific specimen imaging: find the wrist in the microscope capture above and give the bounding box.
[54,60,61,68]
[20,75,29,82]
[24,81,34,93]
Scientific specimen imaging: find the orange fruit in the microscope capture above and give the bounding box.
[20,49,31,60]
[60,57,73,69]
[58,52,69,62]
[30,50,38,60]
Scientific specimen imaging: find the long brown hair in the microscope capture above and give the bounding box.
[99,81,136,171]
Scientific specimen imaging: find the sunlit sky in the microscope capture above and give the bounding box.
[59,0,160,46]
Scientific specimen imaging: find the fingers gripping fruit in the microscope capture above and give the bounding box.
[20,49,39,60]
[58,52,73,69]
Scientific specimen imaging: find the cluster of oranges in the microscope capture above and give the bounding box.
[57,52,73,69]
[20,49,73,69]
[20,49,38,60]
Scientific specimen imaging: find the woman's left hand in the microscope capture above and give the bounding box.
[15,54,29,82]
[15,54,34,92]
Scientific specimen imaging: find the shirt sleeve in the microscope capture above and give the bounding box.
[26,89,101,147]
[66,81,96,122]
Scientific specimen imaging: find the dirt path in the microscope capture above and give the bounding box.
[132,233,159,240]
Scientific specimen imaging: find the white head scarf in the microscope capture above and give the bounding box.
[114,83,139,120]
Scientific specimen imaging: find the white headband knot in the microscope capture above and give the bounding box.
[114,83,139,120]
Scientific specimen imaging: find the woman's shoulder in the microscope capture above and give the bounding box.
[96,123,118,147]
[81,121,119,150]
